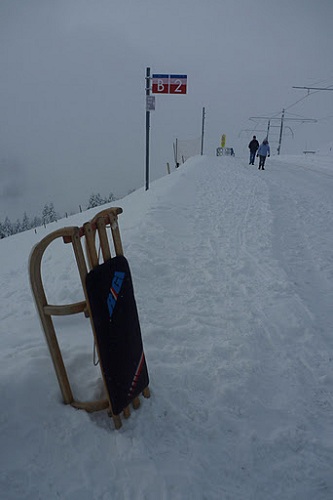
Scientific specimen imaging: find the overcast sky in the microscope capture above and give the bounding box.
[1,0,333,220]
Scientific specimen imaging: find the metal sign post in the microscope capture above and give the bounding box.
[145,67,151,191]
[145,69,187,190]
[201,107,206,155]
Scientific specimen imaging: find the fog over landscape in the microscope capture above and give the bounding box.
[1,0,332,221]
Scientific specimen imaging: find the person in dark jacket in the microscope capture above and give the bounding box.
[248,136,259,165]
[257,138,270,170]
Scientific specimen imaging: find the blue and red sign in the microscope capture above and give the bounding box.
[152,74,187,94]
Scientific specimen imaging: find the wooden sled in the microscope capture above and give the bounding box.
[29,207,150,429]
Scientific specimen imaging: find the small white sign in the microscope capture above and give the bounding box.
[146,96,155,111]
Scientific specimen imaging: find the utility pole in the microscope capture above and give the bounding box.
[145,67,151,191]
[266,119,271,140]
[277,109,285,155]
[201,107,205,155]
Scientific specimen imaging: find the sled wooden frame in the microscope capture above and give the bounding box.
[29,207,150,429]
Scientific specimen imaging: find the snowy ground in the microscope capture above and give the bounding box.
[0,153,333,499]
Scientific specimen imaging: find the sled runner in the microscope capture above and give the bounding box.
[29,207,150,429]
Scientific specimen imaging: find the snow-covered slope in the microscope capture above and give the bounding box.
[1,154,332,499]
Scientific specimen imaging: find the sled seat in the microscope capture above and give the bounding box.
[29,207,150,429]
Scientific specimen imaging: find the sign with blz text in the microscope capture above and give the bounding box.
[152,74,187,94]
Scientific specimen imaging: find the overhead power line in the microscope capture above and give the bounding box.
[292,86,333,91]
[250,116,316,122]
[249,82,330,154]
[249,111,317,155]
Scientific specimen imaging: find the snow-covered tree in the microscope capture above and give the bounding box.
[13,219,22,234]
[2,217,13,237]
[87,193,105,209]
[21,212,30,231]
[107,192,117,202]
[42,203,57,224]
[42,204,50,225]
[32,216,42,229]
[48,202,58,222]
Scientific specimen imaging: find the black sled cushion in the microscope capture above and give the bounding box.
[86,255,149,415]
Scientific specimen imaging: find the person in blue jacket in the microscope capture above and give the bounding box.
[257,138,270,170]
